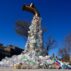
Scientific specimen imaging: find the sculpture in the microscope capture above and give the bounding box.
[22,3,40,17]
[22,3,43,52]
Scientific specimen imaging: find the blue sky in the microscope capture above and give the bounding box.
[0,0,71,55]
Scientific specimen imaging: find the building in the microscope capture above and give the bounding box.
[0,44,23,61]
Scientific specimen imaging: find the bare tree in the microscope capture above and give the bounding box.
[43,37,56,55]
[59,47,70,62]
[59,33,71,62]
[16,21,30,38]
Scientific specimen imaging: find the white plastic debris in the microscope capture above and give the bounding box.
[0,15,71,69]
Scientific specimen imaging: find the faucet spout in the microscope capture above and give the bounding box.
[22,3,40,17]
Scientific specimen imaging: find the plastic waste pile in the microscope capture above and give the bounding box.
[0,53,71,69]
[0,15,71,69]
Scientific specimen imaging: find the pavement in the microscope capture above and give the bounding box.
[0,69,70,71]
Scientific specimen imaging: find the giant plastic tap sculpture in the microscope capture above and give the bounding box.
[22,3,43,52]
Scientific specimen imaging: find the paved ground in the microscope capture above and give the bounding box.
[0,69,70,71]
